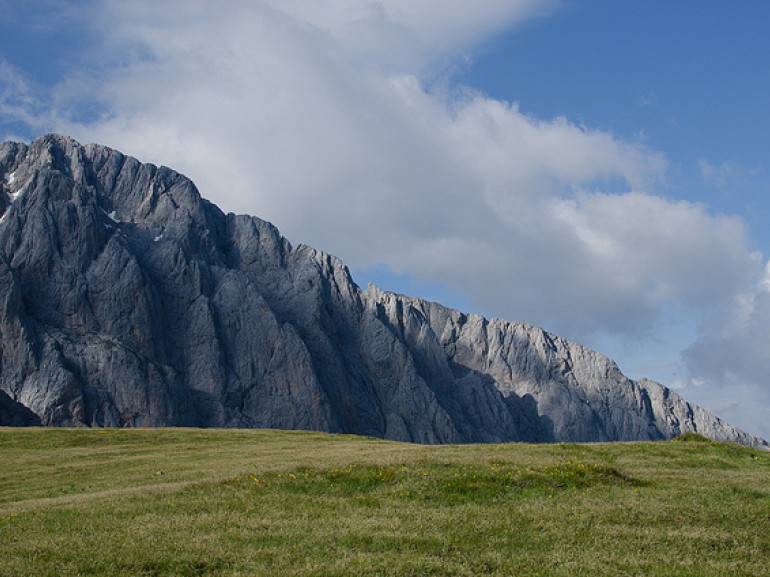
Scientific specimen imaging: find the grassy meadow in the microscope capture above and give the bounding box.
[1,427,768,576]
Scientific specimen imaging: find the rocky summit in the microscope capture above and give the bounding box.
[0,134,766,448]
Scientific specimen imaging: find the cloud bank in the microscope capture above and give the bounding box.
[682,263,770,433]
[1,0,767,437]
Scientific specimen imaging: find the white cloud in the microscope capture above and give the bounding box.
[699,157,740,191]
[0,60,44,133]
[51,2,760,333]
[683,260,770,419]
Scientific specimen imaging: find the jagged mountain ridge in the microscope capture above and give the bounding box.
[0,134,766,448]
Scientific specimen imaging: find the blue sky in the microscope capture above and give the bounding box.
[1,1,769,439]
[464,1,770,227]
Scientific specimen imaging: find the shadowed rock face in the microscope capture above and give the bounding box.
[0,134,766,448]
[0,389,41,426]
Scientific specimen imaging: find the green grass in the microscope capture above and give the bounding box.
[1,428,768,576]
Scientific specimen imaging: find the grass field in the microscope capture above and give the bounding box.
[1,428,768,576]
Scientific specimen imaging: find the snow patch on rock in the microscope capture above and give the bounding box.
[4,172,23,203]
[101,208,123,223]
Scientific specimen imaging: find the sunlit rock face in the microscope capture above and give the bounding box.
[0,134,766,449]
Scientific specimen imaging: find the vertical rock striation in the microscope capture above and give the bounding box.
[0,134,766,448]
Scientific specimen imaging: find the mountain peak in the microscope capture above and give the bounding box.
[1,135,766,449]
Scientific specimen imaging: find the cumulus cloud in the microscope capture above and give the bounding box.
[680,261,770,438]
[3,0,768,437]
[40,3,760,330]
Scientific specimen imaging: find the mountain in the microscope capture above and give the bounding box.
[1,134,766,448]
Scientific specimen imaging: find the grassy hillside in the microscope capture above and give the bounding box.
[1,428,768,576]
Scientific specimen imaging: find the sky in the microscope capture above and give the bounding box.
[1,0,769,440]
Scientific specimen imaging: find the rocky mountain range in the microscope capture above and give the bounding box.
[1,134,766,449]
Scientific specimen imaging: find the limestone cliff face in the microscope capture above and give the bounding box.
[0,134,766,448]
[363,289,765,447]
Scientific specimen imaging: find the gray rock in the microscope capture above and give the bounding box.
[0,388,41,426]
[0,134,766,449]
